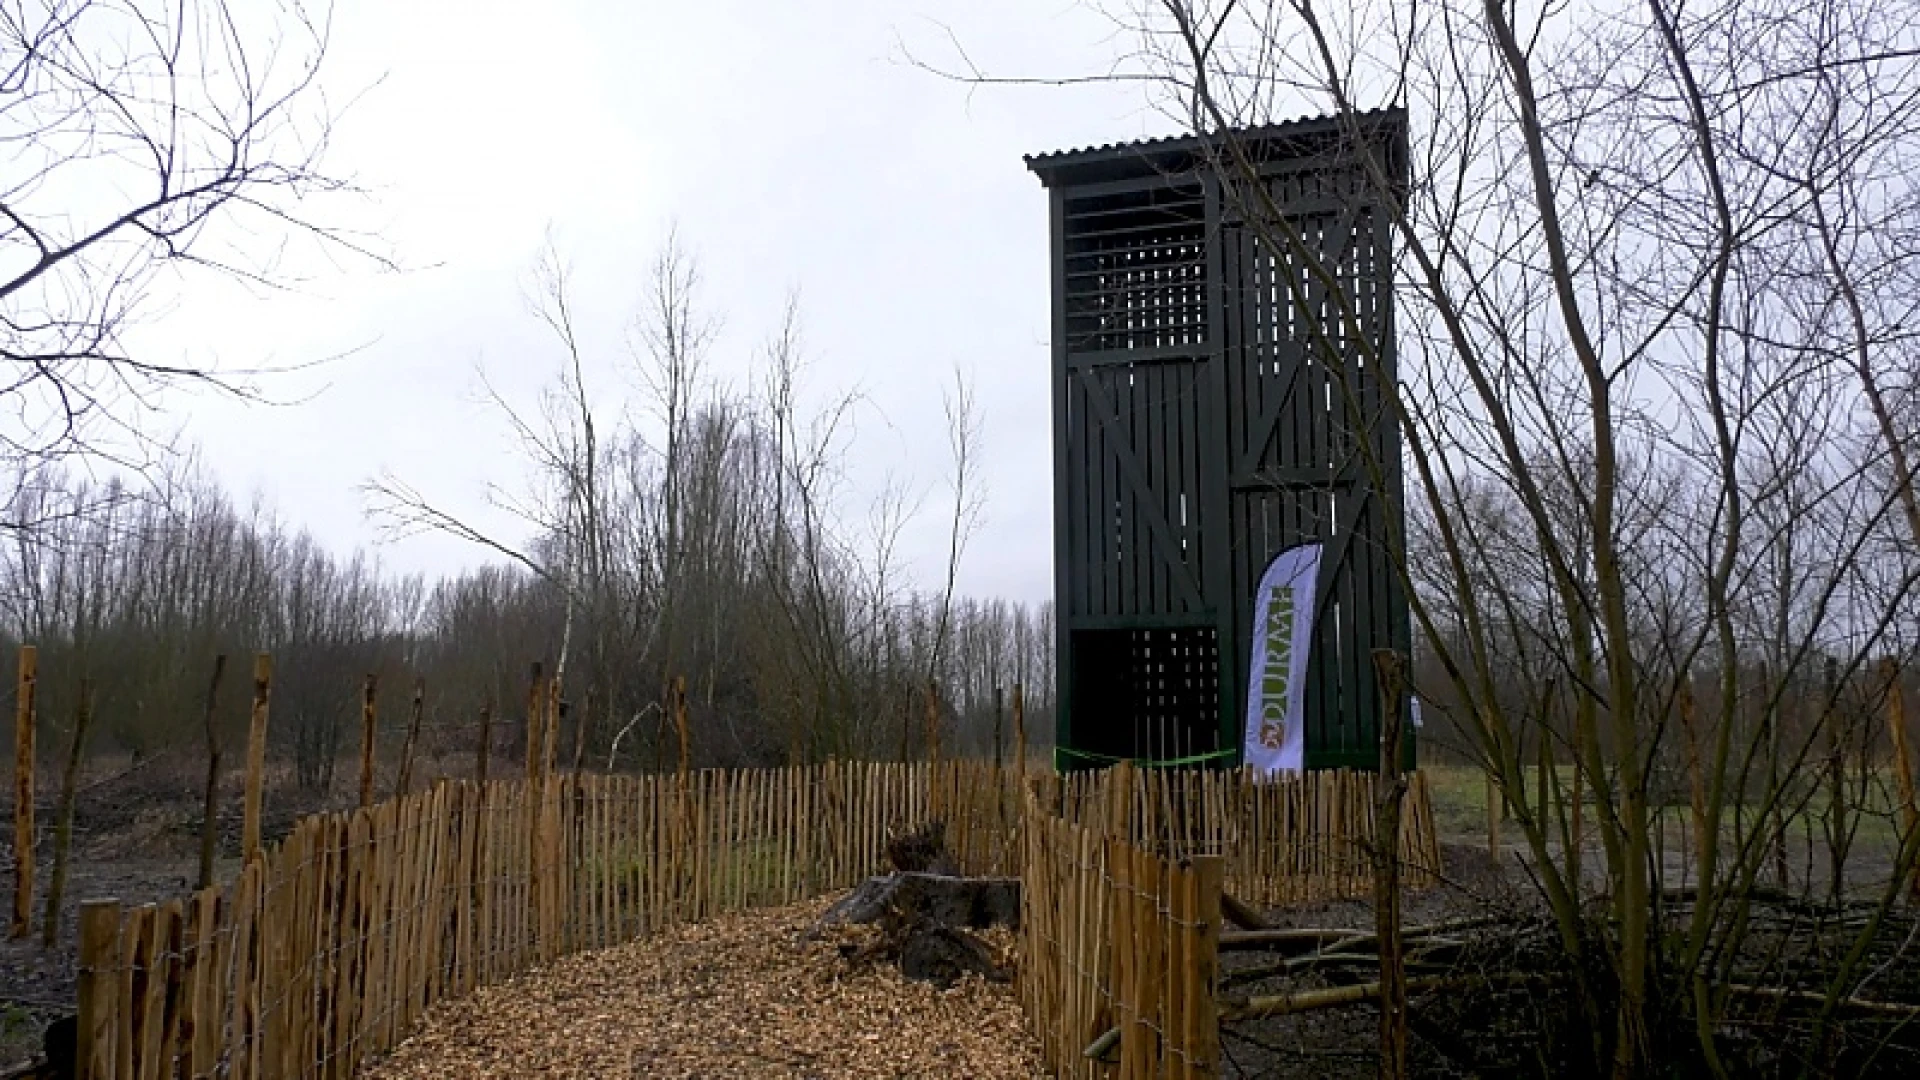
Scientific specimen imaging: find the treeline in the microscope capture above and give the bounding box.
[0,456,1055,792]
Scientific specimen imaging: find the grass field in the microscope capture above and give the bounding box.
[1420,761,1912,862]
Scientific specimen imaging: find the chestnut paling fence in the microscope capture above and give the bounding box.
[71,761,1438,1079]
[1018,764,1441,1079]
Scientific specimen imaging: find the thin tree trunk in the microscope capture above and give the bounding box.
[197,655,228,890]
[1826,658,1847,905]
[358,674,378,808]
[925,678,941,765]
[43,681,93,948]
[571,686,592,773]
[396,678,424,799]
[1372,650,1410,1080]
[993,686,1004,772]
[1884,659,1918,902]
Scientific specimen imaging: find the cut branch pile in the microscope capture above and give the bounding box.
[1203,894,1920,1077]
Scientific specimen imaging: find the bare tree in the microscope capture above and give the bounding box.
[1,0,378,469]
[918,0,1920,1071]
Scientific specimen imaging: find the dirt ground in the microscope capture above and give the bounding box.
[364,899,1045,1080]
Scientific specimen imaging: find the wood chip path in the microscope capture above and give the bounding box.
[364,898,1047,1078]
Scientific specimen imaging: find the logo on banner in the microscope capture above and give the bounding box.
[1257,585,1295,750]
[1243,542,1321,775]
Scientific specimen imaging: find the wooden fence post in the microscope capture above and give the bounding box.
[12,644,35,940]
[77,898,119,1080]
[242,653,272,863]
[359,674,378,808]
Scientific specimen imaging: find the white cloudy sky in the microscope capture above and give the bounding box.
[121,0,1187,607]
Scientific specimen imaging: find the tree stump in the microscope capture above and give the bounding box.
[811,820,1021,987]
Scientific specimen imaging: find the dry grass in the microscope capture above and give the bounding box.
[363,898,1047,1079]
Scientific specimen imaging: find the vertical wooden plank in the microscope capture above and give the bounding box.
[1190,855,1224,1078]
[1106,838,1134,1080]
[185,889,219,1078]
[235,837,264,1076]
[329,814,361,1080]
[127,905,161,1080]
[11,645,35,940]
[1164,857,1187,1080]
[77,899,120,1080]
[457,783,478,993]
[241,654,273,863]
[154,901,185,1080]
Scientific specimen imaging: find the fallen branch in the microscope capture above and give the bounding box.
[1219,973,1547,1022]
[1726,984,1920,1017]
[1220,928,1358,952]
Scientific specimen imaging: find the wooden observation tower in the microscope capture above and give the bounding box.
[1027,110,1412,772]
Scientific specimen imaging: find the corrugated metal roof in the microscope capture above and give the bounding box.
[1024,108,1402,171]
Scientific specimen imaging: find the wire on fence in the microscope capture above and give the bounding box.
[72,760,1437,1080]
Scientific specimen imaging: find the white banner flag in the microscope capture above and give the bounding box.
[1243,543,1322,775]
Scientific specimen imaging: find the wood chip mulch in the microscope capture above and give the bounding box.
[363,899,1048,1079]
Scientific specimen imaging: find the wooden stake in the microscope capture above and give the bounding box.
[1013,684,1027,780]
[198,656,227,890]
[525,661,544,786]
[1883,658,1918,901]
[44,680,92,948]
[925,678,941,765]
[396,677,424,798]
[674,676,690,780]
[358,674,378,808]
[241,652,272,863]
[993,686,1005,772]
[12,644,35,940]
[477,700,492,787]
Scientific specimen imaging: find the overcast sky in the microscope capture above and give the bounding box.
[119,0,1183,607]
